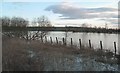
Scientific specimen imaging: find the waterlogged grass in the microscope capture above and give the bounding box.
[2,37,119,71]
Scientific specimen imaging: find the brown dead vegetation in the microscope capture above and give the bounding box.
[2,37,118,71]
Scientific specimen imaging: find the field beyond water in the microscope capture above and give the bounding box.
[2,37,119,71]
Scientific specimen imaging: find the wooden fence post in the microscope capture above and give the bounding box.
[100,41,103,50]
[56,37,58,44]
[89,40,91,48]
[50,37,52,44]
[71,38,73,46]
[45,36,47,43]
[62,37,65,45]
[79,39,82,49]
[114,42,117,55]
[41,37,43,43]
[65,38,67,45]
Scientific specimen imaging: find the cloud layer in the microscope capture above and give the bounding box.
[45,2,118,19]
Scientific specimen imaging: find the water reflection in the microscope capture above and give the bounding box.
[46,32,118,54]
[81,33,89,47]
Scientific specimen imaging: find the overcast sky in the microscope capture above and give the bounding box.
[0,0,119,28]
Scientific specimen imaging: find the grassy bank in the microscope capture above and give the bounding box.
[2,37,119,71]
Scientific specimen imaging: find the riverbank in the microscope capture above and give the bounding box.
[2,37,119,71]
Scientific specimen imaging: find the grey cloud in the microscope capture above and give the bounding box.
[45,4,117,19]
[100,19,118,24]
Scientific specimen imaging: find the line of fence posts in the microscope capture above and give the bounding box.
[42,36,117,55]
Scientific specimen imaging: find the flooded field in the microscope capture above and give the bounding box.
[45,32,119,54]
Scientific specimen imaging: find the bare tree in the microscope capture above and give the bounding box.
[29,16,52,40]
[1,17,11,27]
[11,17,28,27]
[1,16,29,38]
[37,16,51,27]
[105,23,108,29]
[81,23,88,28]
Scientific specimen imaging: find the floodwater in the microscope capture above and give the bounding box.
[45,32,119,54]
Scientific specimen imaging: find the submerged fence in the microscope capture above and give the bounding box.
[40,36,118,56]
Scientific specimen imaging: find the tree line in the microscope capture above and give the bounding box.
[1,16,52,40]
